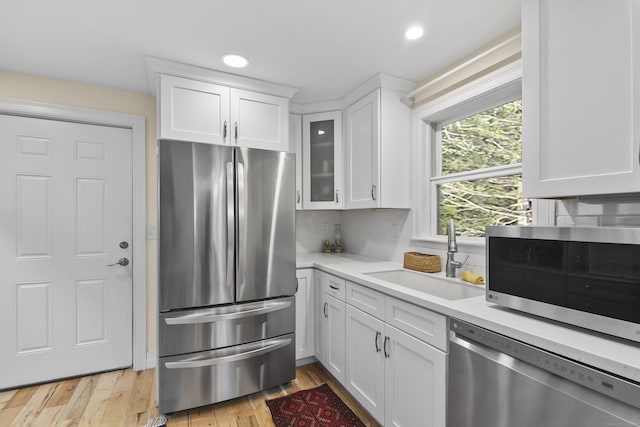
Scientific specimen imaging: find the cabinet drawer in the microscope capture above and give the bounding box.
[346,282,385,320]
[384,297,447,351]
[325,274,346,301]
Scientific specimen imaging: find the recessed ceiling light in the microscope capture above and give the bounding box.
[222,54,248,68]
[405,26,424,40]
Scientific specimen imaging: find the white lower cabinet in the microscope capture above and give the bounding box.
[314,271,326,364]
[345,305,385,423]
[325,293,346,383]
[295,269,315,360]
[341,281,446,427]
[384,324,446,427]
[316,272,346,380]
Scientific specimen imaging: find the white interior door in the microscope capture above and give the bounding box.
[0,114,133,389]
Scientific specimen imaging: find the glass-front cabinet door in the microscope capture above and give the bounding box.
[302,111,343,209]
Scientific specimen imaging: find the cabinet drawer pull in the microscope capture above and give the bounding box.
[329,285,339,291]
[297,190,301,204]
[335,189,340,204]
[324,302,328,318]
[375,331,381,352]
[223,120,228,139]
[234,122,238,141]
[383,336,390,358]
[371,184,376,201]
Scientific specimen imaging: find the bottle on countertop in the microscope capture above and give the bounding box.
[334,224,344,253]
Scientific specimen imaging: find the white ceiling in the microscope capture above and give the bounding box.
[1,0,521,104]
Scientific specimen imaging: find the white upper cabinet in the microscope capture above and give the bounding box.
[230,88,289,151]
[346,88,411,209]
[302,111,344,209]
[346,90,379,209]
[160,74,230,145]
[149,57,296,152]
[290,113,303,209]
[522,0,640,197]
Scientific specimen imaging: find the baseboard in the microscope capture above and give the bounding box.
[296,356,317,367]
[146,352,157,369]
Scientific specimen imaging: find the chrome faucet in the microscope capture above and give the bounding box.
[446,219,464,277]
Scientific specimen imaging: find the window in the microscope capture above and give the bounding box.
[427,79,531,238]
[432,98,531,237]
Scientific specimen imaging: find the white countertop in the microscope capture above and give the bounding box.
[297,252,640,383]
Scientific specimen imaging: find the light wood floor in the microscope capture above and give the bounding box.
[0,362,381,427]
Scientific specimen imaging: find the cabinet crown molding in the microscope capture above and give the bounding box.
[145,57,298,99]
[294,73,416,115]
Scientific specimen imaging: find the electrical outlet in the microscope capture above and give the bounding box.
[322,223,329,233]
[391,224,399,238]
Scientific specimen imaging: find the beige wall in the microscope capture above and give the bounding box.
[412,27,522,107]
[0,71,158,351]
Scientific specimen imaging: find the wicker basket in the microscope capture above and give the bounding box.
[403,252,441,273]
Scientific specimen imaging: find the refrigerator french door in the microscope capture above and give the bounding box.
[157,140,296,413]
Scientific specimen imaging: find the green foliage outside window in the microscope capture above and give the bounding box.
[438,99,531,237]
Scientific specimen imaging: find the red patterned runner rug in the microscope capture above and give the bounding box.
[266,383,366,427]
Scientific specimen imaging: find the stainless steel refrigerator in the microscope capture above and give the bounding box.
[157,140,296,413]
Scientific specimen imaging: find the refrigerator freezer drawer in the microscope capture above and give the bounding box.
[158,296,295,357]
[158,333,295,413]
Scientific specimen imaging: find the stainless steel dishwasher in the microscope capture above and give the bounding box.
[447,319,640,427]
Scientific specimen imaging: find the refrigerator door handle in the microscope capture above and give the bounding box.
[164,300,292,325]
[164,337,292,369]
[226,161,235,294]
[237,160,246,291]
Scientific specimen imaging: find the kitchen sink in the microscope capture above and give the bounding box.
[365,269,484,300]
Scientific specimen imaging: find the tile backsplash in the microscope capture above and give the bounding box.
[296,197,640,278]
[296,210,342,253]
[297,209,486,276]
[341,209,412,262]
[556,196,640,227]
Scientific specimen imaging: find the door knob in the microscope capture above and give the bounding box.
[119,241,129,249]
[108,257,129,267]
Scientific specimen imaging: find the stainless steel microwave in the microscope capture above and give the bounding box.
[486,226,640,343]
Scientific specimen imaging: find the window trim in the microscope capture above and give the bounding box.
[430,163,523,186]
[412,59,529,243]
